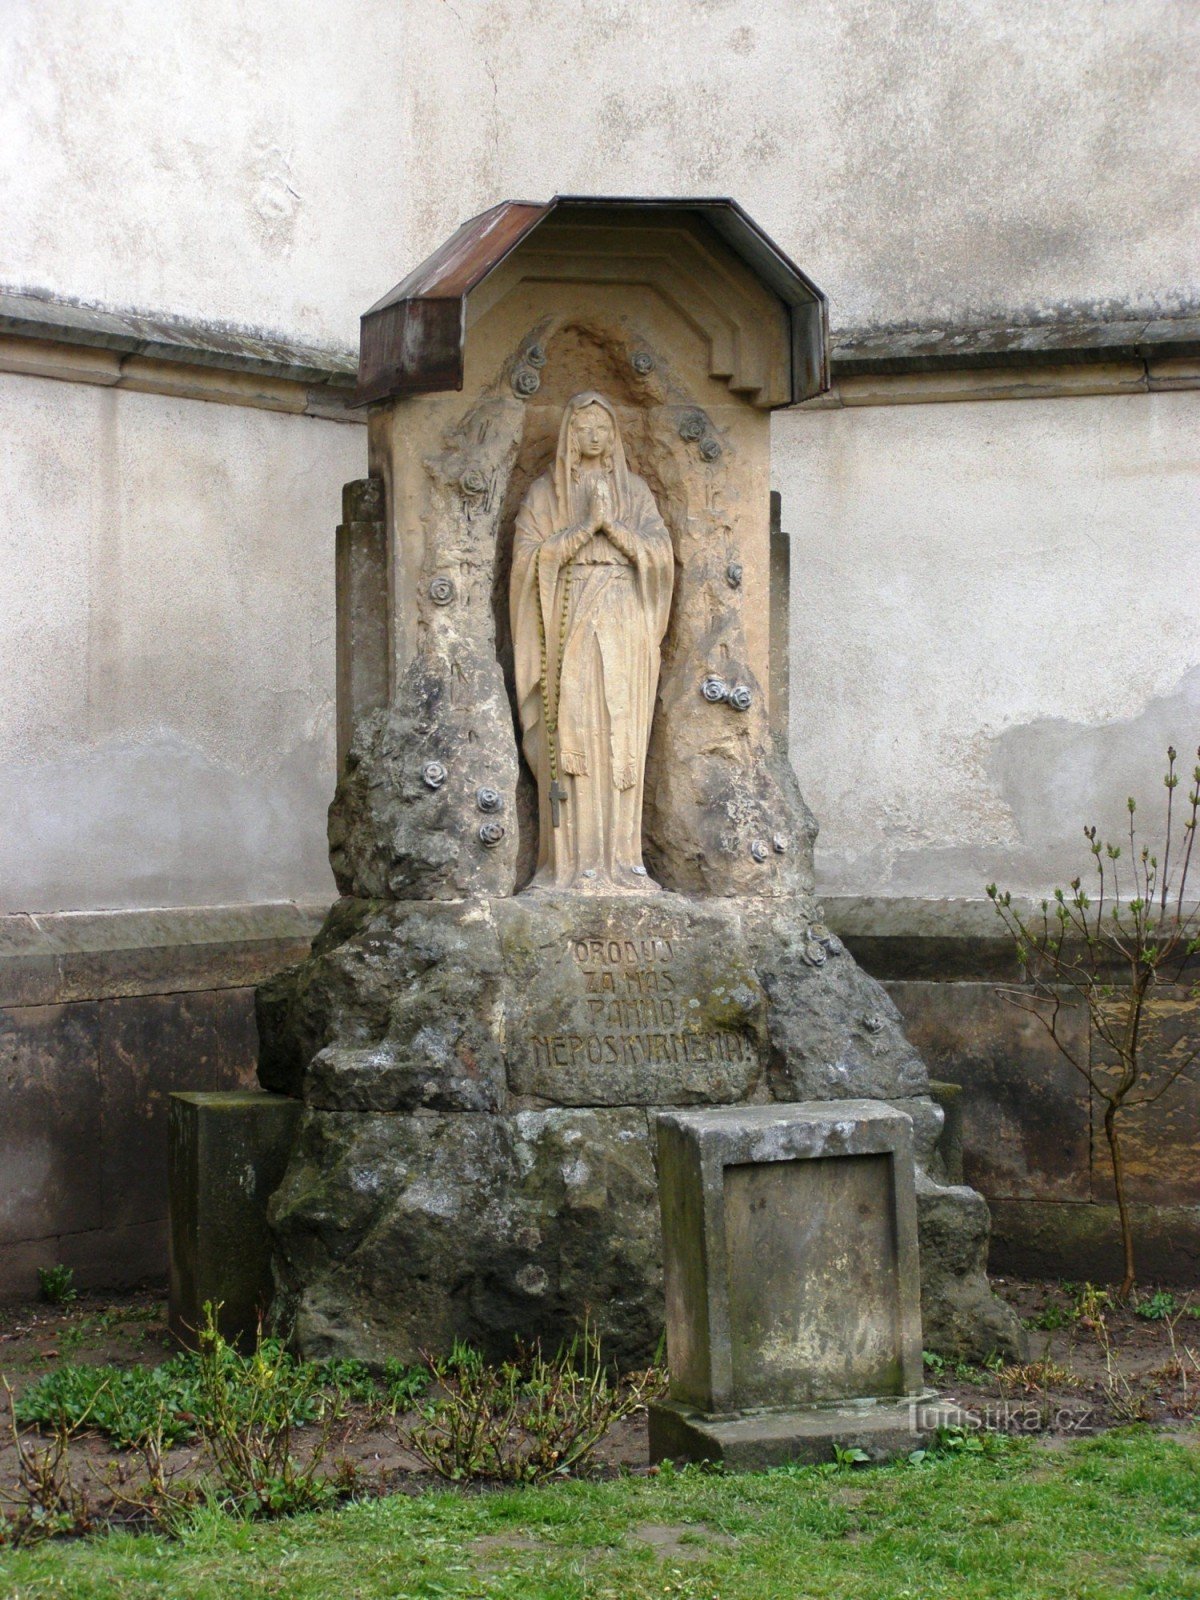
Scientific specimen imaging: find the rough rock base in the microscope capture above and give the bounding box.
[258,892,1025,1366]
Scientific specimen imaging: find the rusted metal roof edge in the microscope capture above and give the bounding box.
[355,195,830,408]
[356,296,466,406]
[365,202,550,312]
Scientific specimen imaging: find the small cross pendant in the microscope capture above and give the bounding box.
[549,778,568,828]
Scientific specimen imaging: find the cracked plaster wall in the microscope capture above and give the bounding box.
[3,0,1196,344]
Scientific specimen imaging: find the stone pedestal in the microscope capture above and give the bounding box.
[648,1102,964,1466]
[168,1089,301,1347]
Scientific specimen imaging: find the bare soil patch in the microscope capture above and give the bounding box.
[630,1521,736,1559]
[934,1277,1200,1437]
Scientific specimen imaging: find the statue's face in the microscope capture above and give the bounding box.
[572,405,614,462]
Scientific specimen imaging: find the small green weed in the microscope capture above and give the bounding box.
[907,1424,1012,1466]
[945,1351,1004,1386]
[309,1358,377,1408]
[380,1358,428,1412]
[928,1344,1004,1382]
[651,1455,728,1481]
[14,1356,205,1449]
[821,1444,869,1474]
[35,1266,76,1307]
[921,1348,1004,1385]
[58,1305,127,1356]
[411,1322,663,1485]
[932,1424,1004,1455]
[1134,1289,1178,1321]
[1025,1297,1077,1332]
[303,1355,426,1420]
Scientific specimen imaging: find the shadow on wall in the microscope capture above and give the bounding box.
[840,665,1200,898]
[0,730,337,913]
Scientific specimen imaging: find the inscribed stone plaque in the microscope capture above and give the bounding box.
[496,897,766,1106]
[724,1153,902,1406]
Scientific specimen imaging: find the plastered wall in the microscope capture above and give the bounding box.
[776,390,1200,896]
[5,0,1196,344]
[1,0,1198,912]
[0,375,358,911]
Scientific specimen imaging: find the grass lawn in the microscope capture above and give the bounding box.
[2,1428,1197,1600]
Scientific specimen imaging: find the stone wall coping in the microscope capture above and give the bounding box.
[1,894,1192,1005]
[0,900,329,1007]
[169,1088,292,1109]
[0,288,359,421]
[2,287,1197,417]
[656,1099,913,1153]
[821,893,1200,980]
[0,288,357,385]
[821,894,1026,981]
[822,894,1012,937]
[832,313,1200,376]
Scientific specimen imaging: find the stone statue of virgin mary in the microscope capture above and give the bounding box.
[511,392,675,893]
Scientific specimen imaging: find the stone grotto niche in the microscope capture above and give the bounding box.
[254,198,1023,1370]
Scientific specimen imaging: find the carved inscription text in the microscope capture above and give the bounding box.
[528,935,756,1072]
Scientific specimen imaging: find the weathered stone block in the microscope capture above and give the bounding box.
[653,1101,924,1417]
[888,980,1090,1200]
[649,1394,965,1470]
[647,1101,966,1466]
[989,1199,1200,1283]
[335,478,388,774]
[169,1090,302,1347]
[916,1175,1027,1359]
[1089,991,1200,1205]
[257,900,507,1110]
[102,990,260,1230]
[928,1079,964,1186]
[754,924,930,1105]
[0,1003,103,1247]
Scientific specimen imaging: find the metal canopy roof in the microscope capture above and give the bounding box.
[355,196,828,408]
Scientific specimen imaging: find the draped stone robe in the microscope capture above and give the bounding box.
[511,403,674,893]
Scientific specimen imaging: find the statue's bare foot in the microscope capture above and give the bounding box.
[624,863,663,893]
[520,865,663,896]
